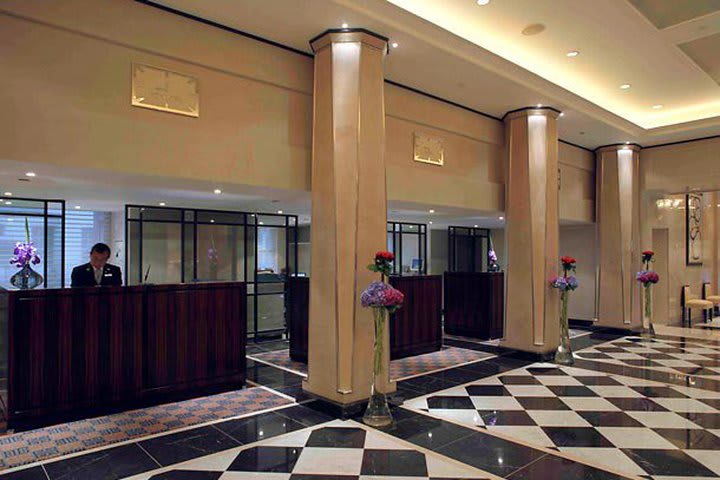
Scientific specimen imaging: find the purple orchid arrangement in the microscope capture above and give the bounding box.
[361,281,404,314]
[9,218,41,268]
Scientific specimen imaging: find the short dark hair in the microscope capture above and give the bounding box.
[90,243,111,256]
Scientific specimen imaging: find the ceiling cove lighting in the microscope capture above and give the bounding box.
[566,50,579,58]
[213,188,222,194]
[25,171,36,177]
[620,84,631,90]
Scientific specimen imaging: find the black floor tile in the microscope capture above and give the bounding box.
[506,453,628,479]
[275,404,335,427]
[541,427,614,447]
[577,411,644,427]
[574,376,623,386]
[437,431,545,477]
[215,411,305,444]
[426,396,475,409]
[289,475,357,480]
[0,467,48,480]
[576,352,613,359]
[498,375,541,385]
[149,471,222,479]
[527,367,568,376]
[44,443,158,480]
[516,396,570,411]
[622,359,664,368]
[630,386,688,398]
[360,449,427,476]
[427,368,484,385]
[547,385,598,397]
[401,376,463,395]
[478,410,536,426]
[380,414,475,450]
[621,448,716,477]
[227,446,302,473]
[654,428,720,449]
[680,411,720,428]
[306,427,366,448]
[139,425,239,466]
[465,384,512,396]
[699,398,720,409]
[605,397,668,412]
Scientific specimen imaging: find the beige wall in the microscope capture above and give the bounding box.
[0,1,314,192]
[559,142,595,223]
[559,225,597,321]
[640,137,720,324]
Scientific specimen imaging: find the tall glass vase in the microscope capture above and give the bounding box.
[10,264,44,290]
[642,284,656,337]
[363,307,393,427]
[555,290,574,365]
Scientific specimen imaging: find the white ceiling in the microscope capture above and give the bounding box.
[148,0,720,148]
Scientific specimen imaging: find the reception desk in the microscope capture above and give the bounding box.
[288,275,442,361]
[1,282,247,429]
[444,272,504,339]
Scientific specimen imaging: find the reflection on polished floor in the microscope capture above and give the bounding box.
[5,327,720,479]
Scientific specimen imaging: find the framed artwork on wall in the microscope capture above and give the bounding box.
[686,192,703,265]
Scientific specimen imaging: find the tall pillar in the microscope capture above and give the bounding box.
[503,107,560,354]
[596,145,641,329]
[304,29,391,406]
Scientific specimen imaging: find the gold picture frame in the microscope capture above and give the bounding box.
[131,63,199,118]
[413,132,444,166]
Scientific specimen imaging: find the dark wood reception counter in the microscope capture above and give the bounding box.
[1,282,247,429]
[287,275,442,362]
[444,272,504,339]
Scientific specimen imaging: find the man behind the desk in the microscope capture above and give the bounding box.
[71,243,123,287]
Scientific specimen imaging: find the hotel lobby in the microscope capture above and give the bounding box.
[2,0,720,479]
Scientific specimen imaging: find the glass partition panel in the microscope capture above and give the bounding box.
[141,222,182,284]
[448,226,491,273]
[196,224,245,282]
[387,221,427,275]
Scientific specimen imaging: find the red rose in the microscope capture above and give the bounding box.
[375,251,394,261]
[560,256,576,265]
[642,250,654,256]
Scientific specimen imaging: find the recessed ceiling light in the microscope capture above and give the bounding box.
[620,84,631,90]
[625,141,630,145]
[210,219,215,223]
[476,0,490,5]
[74,205,81,209]
[159,202,166,206]
[6,201,12,205]
[559,112,565,117]
[473,224,478,228]
[652,104,663,109]
[566,50,579,57]
[213,188,222,194]
[25,171,36,177]
[3,192,11,196]
[429,209,435,213]
[536,104,542,108]
[277,210,283,214]
[499,216,504,220]
[341,22,348,28]
[259,221,264,225]
[428,221,433,225]
[391,42,399,48]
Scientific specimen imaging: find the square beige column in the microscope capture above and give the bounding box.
[304,29,392,405]
[503,108,560,354]
[596,144,641,329]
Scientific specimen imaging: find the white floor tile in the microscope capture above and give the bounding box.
[430,408,485,426]
[588,385,644,398]
[487,425,555,447]
[558,447,647,476]
[363,431,412,450]
[292,447,364,475]
[686,450,720,476]
[526,410,590,427]
[596,427,677,449]
[425,453,488,478]
[470,396,524,411]
[535,375,583,386]
[504,385,555,397]
[652,397,719,413]
[559,397,620,412]
[626,411,703,429]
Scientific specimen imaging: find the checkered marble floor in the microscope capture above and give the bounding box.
[404,361,720,479]
[576,335,720,379]
[248,347,495,380]
[124,420,495,480]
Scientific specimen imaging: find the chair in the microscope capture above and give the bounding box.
[682,285,714,327]
[703,283,720,314]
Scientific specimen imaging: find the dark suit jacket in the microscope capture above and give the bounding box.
[71,263,123,288]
